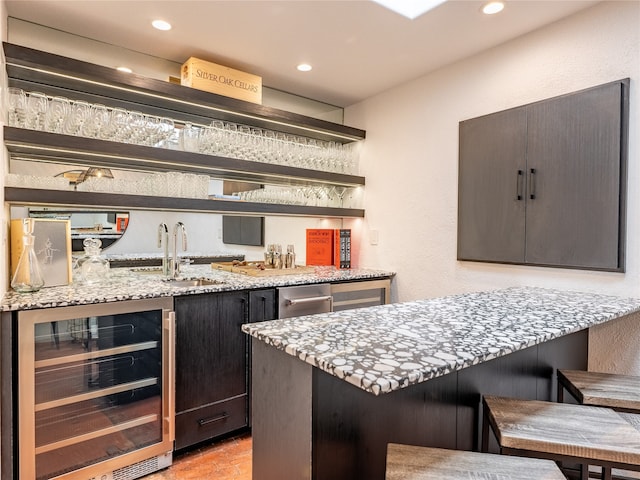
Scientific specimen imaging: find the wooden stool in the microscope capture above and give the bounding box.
[385,443,566,479]
[482,396,640,480]
[558,369,640,413]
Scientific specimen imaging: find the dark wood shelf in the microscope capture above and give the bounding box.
[5,127,365,188]
[4,43,367,219]
[4,42,365,143]
[5,187,365,218]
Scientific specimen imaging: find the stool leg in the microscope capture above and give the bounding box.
[481,416,489,452]
[579,463,588,480]
[557,378,564,403]
[602,466,612,480]
[481,400,490,453]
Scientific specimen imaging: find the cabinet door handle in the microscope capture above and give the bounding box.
[516,170,524,200]
[528,168,536,200]
[198,412,229,426]
[285,295,333,306]
[261,295,268,320]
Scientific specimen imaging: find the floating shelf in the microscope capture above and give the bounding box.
[5,187,365,218]
[4,42,365,144]
[5,127,366,188]
[4,42,367,219]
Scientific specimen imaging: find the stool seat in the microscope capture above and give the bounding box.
[482,395,640,479]
[385,444,566,480]
[558,369,640,412]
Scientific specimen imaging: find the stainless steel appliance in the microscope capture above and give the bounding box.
[278,284,333,319]
[17,297,175,480]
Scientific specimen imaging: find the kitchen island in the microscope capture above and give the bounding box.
[242,287,640,480]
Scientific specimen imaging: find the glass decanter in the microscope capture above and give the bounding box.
[77,237,110,284]
[11,219,45,293]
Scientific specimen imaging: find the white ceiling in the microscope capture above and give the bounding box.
[5,0,599,107]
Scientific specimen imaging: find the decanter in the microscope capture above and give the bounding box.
[77,238,110,284]
[11,219,45,293]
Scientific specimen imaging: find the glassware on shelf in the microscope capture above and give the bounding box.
[7,87,27,127]
[43,95,70,133]
[9,87,362,177]
[76,238,110,284]
[24,92,49,131]
[11,218,45,293]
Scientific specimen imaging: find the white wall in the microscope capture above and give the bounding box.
[347,1,639,300]
[345,1,640,373]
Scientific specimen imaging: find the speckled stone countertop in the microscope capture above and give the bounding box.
[1,264,394,312]
[242,287,640,396]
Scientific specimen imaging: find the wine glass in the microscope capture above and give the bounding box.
[43,96,70,133]
[25,92,49,131]
[7,87,27,127]
[63,100,91,136]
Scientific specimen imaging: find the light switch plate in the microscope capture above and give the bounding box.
[369,229,379,245]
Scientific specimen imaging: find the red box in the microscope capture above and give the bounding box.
[306,229,334,266]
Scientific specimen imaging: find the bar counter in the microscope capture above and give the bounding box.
[242,287,640,480]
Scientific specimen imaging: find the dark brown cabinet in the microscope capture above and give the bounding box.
[458,79,629,271]
[174,289,276,450]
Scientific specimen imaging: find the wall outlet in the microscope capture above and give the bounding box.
[369,229,379,245]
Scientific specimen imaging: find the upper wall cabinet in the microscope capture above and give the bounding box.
[458,79,629,271]
[3,43,366,218]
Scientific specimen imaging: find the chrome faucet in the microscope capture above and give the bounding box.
[157,223,169,277]
[172,222,188,278]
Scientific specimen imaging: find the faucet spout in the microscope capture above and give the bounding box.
[158,223,169,277]
[172,222,188,278]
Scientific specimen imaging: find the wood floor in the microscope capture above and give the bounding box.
[143,433,251,480]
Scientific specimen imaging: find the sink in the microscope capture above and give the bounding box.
[130,267,165,275]
[163,278,224,287]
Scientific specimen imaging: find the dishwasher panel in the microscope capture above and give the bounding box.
[278,284,332,319]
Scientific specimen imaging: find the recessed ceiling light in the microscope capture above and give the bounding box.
[297,63,313,72]
[152,19,172,31]
[371,0,447,20]
[116,66,133,73]
[482,1,504,15]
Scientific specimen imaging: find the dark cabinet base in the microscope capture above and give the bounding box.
[175,395,248,450]
[252,330,588,480]
[174,289,277,451]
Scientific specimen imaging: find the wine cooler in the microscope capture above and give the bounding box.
[17,297,175,480]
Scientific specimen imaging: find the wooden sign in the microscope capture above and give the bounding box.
[181,57,262,104]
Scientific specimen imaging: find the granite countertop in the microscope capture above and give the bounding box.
[1,264,394,312]
[242,287,640,396]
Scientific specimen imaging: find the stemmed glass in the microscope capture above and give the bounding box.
[63,100,91,136]
[25,92,49,131]
[43,96,70,133]
[81,103,110,138]
[7,87,27,127]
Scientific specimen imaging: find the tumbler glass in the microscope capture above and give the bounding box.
[43,96,70,133]
[7,87,27,127]
[63,100,91,136]
[25,92,49,131]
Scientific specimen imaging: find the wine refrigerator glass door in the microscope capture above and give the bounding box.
[18,297,175,480]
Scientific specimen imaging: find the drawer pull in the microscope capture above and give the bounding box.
[198,412,229,426]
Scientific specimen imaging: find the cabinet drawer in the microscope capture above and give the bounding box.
[175,395,248,450]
